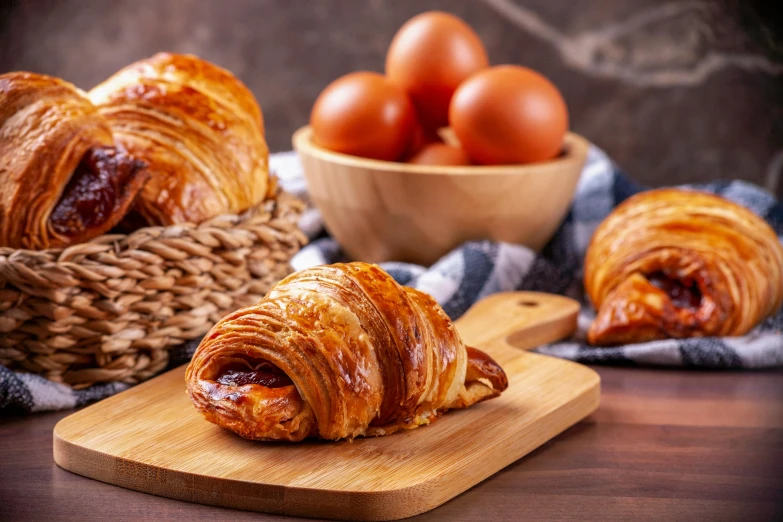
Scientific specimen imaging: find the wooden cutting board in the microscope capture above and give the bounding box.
[54,292,599,521]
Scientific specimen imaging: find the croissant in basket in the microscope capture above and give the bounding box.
[0,72,148,249]
[88,52,270,226]
[584,188,783,345]
[186,262,508,441]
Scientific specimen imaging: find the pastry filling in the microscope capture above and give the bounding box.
[216,361,293,389]
[50,147,146,236]
[647,272,702,309]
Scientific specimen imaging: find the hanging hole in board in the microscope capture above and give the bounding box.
[518,300,538,307]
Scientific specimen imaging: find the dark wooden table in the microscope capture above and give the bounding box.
[2,366,782,521]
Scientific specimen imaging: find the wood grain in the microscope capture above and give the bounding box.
[457,291,579,350]
[52,292,596,521]
[3,366,783,521]
[292,126,588,265]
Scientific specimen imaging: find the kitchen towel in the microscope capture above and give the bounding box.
[2,146,782,412]
[279,147,783,370]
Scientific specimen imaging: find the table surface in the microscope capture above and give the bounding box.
[2,365,783,522]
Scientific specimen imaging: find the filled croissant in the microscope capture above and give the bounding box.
[0,72,148,249]
[186,262,508,441]
[584,188,783,345]
[88,53,270,226]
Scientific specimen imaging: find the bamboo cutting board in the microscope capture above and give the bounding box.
[54,292,599,521]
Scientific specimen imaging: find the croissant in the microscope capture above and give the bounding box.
[0,72,148,249]
[186,262,508,441]
[88,53,270,226]
[584,188,783,345]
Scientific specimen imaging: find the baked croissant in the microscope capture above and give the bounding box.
[186,262,508,441]
[584,188,783,345]
[0,72,148,249]
[88,53,270,226]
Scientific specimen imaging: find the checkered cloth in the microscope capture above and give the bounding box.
[280,148,783,369]
[2,146,781,412]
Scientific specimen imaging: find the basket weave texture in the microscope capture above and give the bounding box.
[0,191,306,389]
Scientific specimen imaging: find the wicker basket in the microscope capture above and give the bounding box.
[0,191,307,389]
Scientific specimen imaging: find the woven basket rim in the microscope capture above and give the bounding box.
[0,192,300,260]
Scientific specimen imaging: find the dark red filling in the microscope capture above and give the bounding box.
[217,368,293,388]
[50,147,146,236]
[648,272,702,310]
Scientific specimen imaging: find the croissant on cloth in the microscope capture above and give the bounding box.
[584,188,783,345]
[88,53,270,226]
[186,262,508,441]
[0,72,148,249]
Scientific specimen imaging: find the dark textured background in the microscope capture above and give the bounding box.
[1,0,781,196]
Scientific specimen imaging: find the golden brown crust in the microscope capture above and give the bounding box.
[0,72,148,249]
[88,53,269,226]
[584,188,783,345]
[186,262,508,441]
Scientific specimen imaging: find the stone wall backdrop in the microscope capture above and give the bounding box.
[1,0,781,196]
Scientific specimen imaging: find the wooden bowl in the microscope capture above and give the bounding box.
[292,126,589,265]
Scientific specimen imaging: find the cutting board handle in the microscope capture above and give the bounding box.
[455,292,580,351]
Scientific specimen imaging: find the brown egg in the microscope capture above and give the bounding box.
[406,142,472,166]
[403,114,441,159]
[386,11,489,131]
[310,72,416,161]
[449,65,568,165]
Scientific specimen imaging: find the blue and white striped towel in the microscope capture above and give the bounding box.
[275,145,783,370]
[2,145,781,412]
